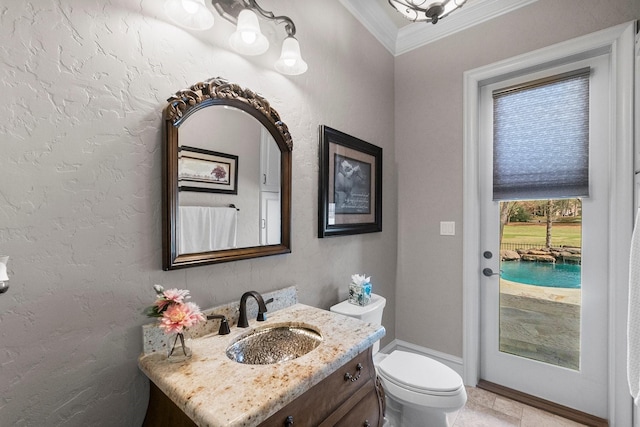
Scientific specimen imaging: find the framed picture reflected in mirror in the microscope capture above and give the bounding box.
[178,146,238,194]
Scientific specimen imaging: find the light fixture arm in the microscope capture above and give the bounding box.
[388,0,467,25]
[209,0,306,75]
[246,0,296,37]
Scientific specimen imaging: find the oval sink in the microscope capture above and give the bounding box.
[226,324,323,365]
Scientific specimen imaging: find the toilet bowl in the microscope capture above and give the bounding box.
[330,294,467,427]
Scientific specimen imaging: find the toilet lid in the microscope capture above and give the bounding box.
[377,351,463,393]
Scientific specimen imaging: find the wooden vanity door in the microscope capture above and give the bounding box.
[259,348,384,427]
[332,389,382,427]
[318,379,383,427]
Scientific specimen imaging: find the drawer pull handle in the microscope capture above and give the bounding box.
[364,421,370,427]
[284,415,294,426]
[344,363,363,382]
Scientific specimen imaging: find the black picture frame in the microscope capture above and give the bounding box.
[178,146,239,194]
[318,125,382,237]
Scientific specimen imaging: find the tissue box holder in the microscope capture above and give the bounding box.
[349,282,372,306]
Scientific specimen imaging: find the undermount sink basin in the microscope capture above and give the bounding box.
[226,323,323,365]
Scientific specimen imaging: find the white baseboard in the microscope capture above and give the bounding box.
[379,339,465,380]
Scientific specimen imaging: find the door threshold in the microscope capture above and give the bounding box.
[477,380,608,427]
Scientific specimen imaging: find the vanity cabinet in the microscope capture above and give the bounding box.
[259,348,384,427]
[142,347,384,427]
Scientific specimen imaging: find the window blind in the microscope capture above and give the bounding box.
[492,68,590,201]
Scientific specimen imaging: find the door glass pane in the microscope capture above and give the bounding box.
[498,199,582,370]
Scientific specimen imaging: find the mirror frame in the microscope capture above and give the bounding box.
[162,77,293,270]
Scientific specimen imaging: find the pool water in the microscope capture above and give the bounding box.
[500,261,581,289]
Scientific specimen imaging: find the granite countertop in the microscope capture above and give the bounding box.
[138,303,385,427]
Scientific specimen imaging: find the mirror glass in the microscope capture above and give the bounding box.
[162,78,292,270]
[177,106,281,253]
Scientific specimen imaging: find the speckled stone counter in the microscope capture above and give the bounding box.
[138,301,385,427]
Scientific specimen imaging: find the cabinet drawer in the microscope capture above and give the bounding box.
[332,387,382,427]
[259,348,377,427]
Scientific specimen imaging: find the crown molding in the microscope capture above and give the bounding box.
[339,0,399,54]
[340,0,539,56]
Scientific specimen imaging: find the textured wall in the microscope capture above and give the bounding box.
[394,0,639,357]
[0,0,396,425]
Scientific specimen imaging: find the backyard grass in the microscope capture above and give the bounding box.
[502,223,582,247]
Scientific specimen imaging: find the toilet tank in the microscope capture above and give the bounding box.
[330,293,386,325]
[330,294,386,355]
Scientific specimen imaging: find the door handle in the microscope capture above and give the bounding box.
[482,268,500,277]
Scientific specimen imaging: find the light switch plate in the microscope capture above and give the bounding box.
[440,221,455,236]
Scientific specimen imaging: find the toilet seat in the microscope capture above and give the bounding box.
[376,351,466,410]
[377,351,463,395]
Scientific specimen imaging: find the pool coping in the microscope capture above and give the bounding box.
[500,278,581,305]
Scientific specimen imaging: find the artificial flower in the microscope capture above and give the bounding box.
[159,302,205,334]
[154,288,190,312]
[163,288,190,303]
[143,284,205,335]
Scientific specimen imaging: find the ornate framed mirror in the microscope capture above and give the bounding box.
[162,77,292,270]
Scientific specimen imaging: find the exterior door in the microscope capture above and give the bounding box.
[478,54,610,417]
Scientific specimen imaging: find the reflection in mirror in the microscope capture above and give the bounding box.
[177,106,281,254]
[162,77,292,270]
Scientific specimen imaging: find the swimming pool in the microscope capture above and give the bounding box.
[500,261,581,289]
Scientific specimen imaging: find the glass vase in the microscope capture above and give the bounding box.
[167,331,192,362]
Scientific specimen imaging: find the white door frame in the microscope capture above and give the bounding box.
[462,21,635,425]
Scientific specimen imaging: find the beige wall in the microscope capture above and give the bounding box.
[0,0,396,424]
[394,0,639,357]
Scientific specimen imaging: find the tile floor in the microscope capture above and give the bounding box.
[447,386,588,426]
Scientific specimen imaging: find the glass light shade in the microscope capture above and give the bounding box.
[274,37,308,76]
[0,256,8,282]
[164,0,214,30]
[229,9,269,56]
[388,0,467,23]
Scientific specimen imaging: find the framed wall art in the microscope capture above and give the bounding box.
[178,146,238,194]
[318,125,382,237]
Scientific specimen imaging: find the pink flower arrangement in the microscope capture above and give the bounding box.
[144,284,205,334]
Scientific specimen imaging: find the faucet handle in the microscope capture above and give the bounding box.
[218,317,231,335]
[257,298,274,321]
[207,314,231,335]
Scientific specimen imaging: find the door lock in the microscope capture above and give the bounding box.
[482,268,500,277]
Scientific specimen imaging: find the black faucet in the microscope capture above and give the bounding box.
[237,291,273,328]
[206,314,231,335]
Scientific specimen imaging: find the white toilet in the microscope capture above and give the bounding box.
[330,294,467,427]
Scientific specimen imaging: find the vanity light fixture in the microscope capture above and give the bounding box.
[213,0,308,75]
[388,0,467,24]
[0,256,9,294]
[228,8,270,55]
[274,36,307,76]
[165,0,215,30]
